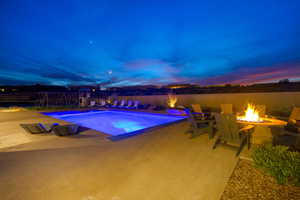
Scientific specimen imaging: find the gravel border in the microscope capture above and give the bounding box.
[220,159,300,200]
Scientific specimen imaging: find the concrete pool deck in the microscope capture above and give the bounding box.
[0,110,238,200]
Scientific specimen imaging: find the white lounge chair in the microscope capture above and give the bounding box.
[99,100,106,107]
[110,100,118,108]
[118,100,126,108]
[125,100,133,108]
[132,100,140,109]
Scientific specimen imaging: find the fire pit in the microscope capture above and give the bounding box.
[237,103,287,144]
[237,104,263,123]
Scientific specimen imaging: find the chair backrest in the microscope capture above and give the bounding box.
[221,104,233,114]
[184,108,198,130]
[90,101,95,106]
[215,114,240,143]
[20,124,45,134]
[289,107,300,123]
[191,104,202,113]
[112,100,118,106]
[127,100,133,107]
[100,100,106,106]
[256,105,266,117]
[133,101,139,108]
[119,100,125,106]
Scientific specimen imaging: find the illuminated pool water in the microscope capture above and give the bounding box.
[43,110,186,139]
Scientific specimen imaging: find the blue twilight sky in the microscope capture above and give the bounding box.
[1,0,300,86]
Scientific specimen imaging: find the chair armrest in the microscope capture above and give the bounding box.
[284,131,300,137]
[239,125,254,133]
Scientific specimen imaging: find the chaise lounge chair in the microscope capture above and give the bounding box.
[98,100,106,107]
[52,124,80,136]
[125,100,133,108]
[20,123,59,134]
[118,100,126,108]
[132,100,140,109]
[89,101,96,107]
[110,100,118,108]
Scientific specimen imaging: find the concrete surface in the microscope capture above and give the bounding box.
[0,111,238,200]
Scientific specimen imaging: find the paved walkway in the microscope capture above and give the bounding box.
[0,111,238,200]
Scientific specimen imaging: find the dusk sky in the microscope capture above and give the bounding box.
[1,0,300,86]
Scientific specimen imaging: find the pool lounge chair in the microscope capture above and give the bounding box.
[20,123,59,134]
[125,100,133,108]
[118,100,126,108]
[110,100,118,108]
[52,124,80,136]
[213,114,254,156]
[132,100,140,109]
[98,100,106,107]
[89,101,96,107]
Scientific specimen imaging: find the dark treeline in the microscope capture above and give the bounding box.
[0,81,299,107]
[0,80,300,97]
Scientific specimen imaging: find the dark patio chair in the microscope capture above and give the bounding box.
[271,125,300,151]
[20,123,58,134]
[185,108,215,139]
[213,114,254,156]
[52,124,80,136]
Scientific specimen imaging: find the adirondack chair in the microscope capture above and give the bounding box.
[191,104,203,113]
[185,108,215,139]
[272,127,300,151]
[289,107,300,124]
[213,114,254,156]
[191,104,206,119]
[256,105,266,117]
[221,104,233,114]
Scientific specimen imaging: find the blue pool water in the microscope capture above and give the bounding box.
[43,110,186,138]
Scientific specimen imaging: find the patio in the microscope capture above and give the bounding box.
[0,110,238,200]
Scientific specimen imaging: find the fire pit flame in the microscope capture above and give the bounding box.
[237,104,262,122]
[167,94,177,108]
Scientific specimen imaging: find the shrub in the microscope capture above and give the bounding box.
[252,144,300,186]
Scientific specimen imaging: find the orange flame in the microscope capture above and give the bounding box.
[167,94,177,108]
[237,104,262,122]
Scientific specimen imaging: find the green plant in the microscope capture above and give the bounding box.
[252,144,300,186]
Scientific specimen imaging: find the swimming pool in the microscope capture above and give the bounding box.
[43,110,186,140]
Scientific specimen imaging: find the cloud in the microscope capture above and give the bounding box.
[200,62,300,85]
